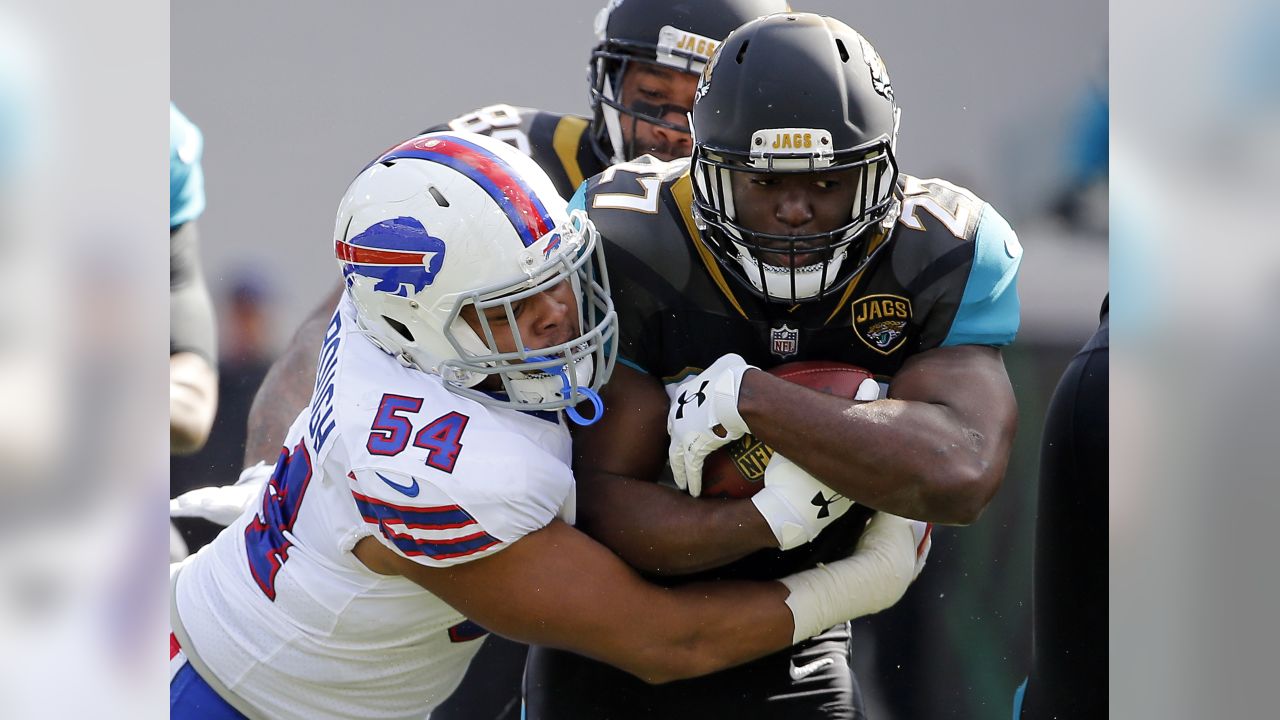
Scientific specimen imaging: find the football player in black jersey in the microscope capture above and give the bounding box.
[175,2,788,720]
[522,14,1023,719]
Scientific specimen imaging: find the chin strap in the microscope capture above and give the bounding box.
[525,352,605,426]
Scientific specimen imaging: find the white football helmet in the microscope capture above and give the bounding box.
[334,131,617,416]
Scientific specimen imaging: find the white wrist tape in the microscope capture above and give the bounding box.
[750,485,808,550]
[779,513,916,643]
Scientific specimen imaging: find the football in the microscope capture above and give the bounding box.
[700,361,877,499]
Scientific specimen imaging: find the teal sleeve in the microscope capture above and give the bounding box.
[170,103,206,228]
[941,202,1022,347]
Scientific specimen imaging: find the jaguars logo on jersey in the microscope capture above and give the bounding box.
[851,294,912,355]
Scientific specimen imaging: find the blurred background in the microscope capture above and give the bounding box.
[27,0,1280,717]
[169,1,1106,718]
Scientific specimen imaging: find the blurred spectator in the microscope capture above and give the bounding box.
[171,270,277,551]
[222,269,275,366]
[1052,77,1108,233]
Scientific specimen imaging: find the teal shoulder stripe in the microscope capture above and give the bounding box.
[567,180,589,214]
[941,202,1022,347]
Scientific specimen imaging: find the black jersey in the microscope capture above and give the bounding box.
[570,156,1023,580]
[421,104,606,201]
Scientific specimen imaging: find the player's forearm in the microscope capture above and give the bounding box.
[170,352,218,455]
[242,286,343,465]
[737,371,1001,524]
[636,513,918,682]
[575,473,777,574]
[628,579,792,683]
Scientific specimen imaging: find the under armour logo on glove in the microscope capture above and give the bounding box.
[811,491,842,519]
[675,381,710,420]
[666,354,754,496]
[751,452,855,550]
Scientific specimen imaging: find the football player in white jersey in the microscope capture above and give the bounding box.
[169,132,928,720]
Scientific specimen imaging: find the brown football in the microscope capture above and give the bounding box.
[700,361,876,500]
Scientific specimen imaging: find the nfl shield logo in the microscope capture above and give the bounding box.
[770,324,799,358]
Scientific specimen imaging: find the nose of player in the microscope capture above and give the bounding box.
[646,115,692,160]
[773,188,817,231]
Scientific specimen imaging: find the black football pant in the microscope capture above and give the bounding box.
[523,624,865,719]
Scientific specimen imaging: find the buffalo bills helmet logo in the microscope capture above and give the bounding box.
[337,217,446,297]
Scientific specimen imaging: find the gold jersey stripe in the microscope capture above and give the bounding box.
[671,174,749,320]
[552,116,589,191]
[824,230,889,326]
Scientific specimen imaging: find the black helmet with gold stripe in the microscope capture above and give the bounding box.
[588,0,790,165]
[690,13,901,303]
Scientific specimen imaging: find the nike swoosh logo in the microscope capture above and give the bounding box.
[377,472,420,498]
[788,657,834,682]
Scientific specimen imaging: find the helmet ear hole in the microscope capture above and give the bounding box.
[735,39,750,64]
[835,38,850,63]
[383,316,415,342]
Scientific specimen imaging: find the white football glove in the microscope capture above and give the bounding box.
[170,462,272,526]
[750,452,854,550]
[666,353,756,497]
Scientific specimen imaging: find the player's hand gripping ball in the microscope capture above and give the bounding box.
[701,361,881,499]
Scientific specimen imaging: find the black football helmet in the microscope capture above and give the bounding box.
[588,0,790,165]
[690,13,901,303]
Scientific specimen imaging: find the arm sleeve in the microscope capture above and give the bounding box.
[941,202,1023,347]
[170,220,218,364]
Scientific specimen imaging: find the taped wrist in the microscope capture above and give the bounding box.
[751,486,806,550]
[779,513,915,643]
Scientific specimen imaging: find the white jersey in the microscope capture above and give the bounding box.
[174,297,575,720]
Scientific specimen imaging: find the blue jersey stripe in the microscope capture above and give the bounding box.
[351,491,476,530]
[378,524,501,560]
